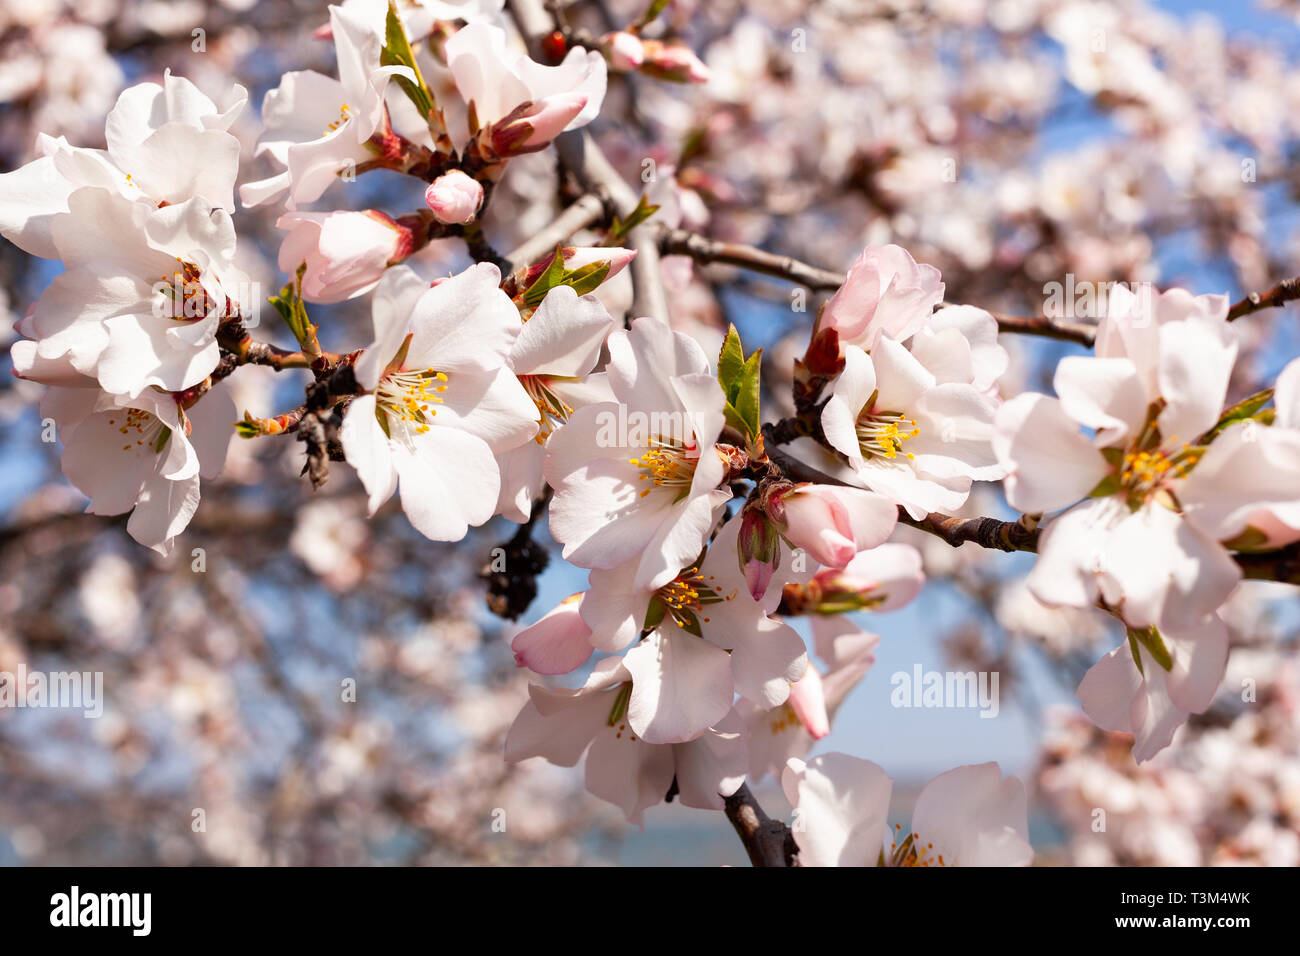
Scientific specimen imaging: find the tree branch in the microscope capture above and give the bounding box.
[659,228,845,291]
[762,420,1300,583]
[506,192,609,268]
[1226,276,1300,321]
[723,783,799,867]
[984,311,1096,347]
[553,130,669,323]
[508,0,670,323]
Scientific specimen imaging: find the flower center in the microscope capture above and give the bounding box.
[107,408,171,455]
[1115,443,1200,504]
[889,824,948,867]
[325,103,352,135]
[855,410,919,461]
[653,566,734,634]
[521,375,573,444]
[375,368,448,435]
[157,257,215,322]
[767,702,800,736]
[630,436,700,498]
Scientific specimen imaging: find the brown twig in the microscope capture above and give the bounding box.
[553,130,669,323]
[1226,276,1300,321]
[723,783,799,867]
[984,311,1097,347]
[761,420,1300,580]
[506,193,610,269]
[660,228,845,291]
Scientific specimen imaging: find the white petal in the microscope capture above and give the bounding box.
[340,395,398,514]
[782,753,892,867]
[1053,355,1147,446]
[994,393,1108,514]
[911,763,1032,866]
[624,628,735,745]
[389,427,500,541]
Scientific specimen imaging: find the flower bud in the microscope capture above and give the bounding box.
[772,484,897,570]
[521,246,638,287]
[489,93,588,157]
[276,210,413,304]
[800,543,926,615]
[640,39,711,84]
[787,666,830,739]
[737,507,781,602]
[604,31,645,71]
[424,169,484,224]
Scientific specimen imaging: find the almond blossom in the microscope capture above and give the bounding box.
[783,754,1032,867]
[740,618,881,783]
[0,71,245,256]
[445,20,605,152]
[819,244,944,352]
[240,4,415,209]
[276,209,417,304]
[340,263,537,541]
[505,657,747,826]
[1077,615,1230,763]
[37,377,233,556]
[543,315,732,590]
[10,187,249,399]
[513,515,809,741]
[993,287,1243,634]
[1179,356,1300,549]
[495,285,614,523]
[819,337,1005,519]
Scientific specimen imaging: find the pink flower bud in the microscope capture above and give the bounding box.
[424,169,484,224]
[604,31,645,71]
[640,40,711,84]
[510,594,594,675]
[560,246,637,279]
[787,666,830,739]
[490,94,588,157]
[521,246,638,287]
[276,210,412,304]
[737,507,781,602]
[774,484,897,570]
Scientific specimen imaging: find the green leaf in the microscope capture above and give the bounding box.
[234,418,262,439]
[1100,446,1126,468]
[559,261,611,298]
[715,325,761,441]
[521,252,612,307]
[1199,387,1275,443]
[607,195,660,243]
[718,325,745,397]
[734,349,762,437]
[722,401,750,439]
[381,1,435,118]
[1222,525,1271,551]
